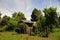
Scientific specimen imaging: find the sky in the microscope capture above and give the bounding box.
[0,0,60,20]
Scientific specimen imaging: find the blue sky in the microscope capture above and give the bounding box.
[0,0,60,20]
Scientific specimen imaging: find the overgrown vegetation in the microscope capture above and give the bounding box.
[0,7,60,38]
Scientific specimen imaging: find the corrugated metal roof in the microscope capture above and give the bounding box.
[21,20,34,23]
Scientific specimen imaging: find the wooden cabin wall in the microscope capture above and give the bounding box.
[26,24,33,35]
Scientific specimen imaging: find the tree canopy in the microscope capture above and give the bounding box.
[31,8,42,21]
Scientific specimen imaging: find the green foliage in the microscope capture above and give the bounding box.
[58,16,60,25]
[0,25,8,32]
[31,8,42,21]
[7,18,18,31]
[12,12,17,18]
[8,11,26,31]
[17,12,26,20]
[0,7,60,38]
[43,7,59,26]
[12,11,26,21]
[41,7,59,37]
[15,23,26,34]
[36,16,46,37]
[31,7,59,37]
[0,11,26,31]
[0,15,10,26]
[31,8,46,36]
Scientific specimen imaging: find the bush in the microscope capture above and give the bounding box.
[7,18,18,31]
[31,32,35,36]
[0,25,8,32]
[6,25,15,31]
[15,28,20,33]
[15,23,26,34]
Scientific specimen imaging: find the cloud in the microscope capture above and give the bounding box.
[0,0,60,20]
[0,0,33,20]
[0,6,12,17]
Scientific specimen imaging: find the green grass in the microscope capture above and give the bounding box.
[0,32,51,40]
[0,28,60,40]
[49,28,60,40]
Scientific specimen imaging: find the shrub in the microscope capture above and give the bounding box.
[15,23,26,34]
[15,28,20,33]
[0,25,8,32]
[7,18,18,31]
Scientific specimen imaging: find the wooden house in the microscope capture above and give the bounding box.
[15,20,34,35]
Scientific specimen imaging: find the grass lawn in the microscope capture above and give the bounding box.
[49,28,60,40]
[0,28,60,40]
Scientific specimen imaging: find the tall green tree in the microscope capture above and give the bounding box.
[43,7,59,26]
[35,14,46,36]
[43,7,59,37]
[12,11,26,21]
[12,12,17,18]
[31,8,42,21]
[17,12,26,20]
[31,8,45,36]
[15,12,26,21]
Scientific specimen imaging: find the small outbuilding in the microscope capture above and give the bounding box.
[15,20,34,35]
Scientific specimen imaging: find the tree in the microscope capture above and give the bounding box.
[31,8,45,36]
[12,11,26,21]
[36,13,46,36]
[1,15,10,26]
[31,8,42,21]
[12,12,17,18]
[43,7,59,37]
[14,12,26,21]
[7,18,18,31]
[6,11,26,31]
[0,12,2,19]
[43,7,58,26]
[59,16,60,25]
[17,12,26,20]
